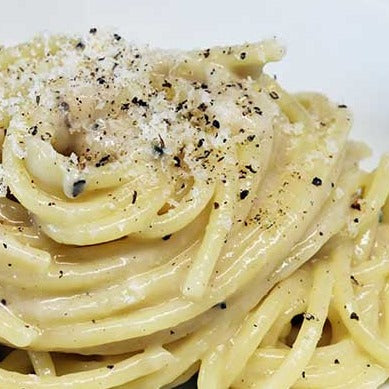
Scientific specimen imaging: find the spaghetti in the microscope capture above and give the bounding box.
[0,29,387,388]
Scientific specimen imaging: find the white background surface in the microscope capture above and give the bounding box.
[0,1,388,387]
[0,0,388,170]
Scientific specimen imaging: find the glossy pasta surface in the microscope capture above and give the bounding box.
[0,29,387,388]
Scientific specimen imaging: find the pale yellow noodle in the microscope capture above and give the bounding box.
[0,31,386,389]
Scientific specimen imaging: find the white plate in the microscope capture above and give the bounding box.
[0,0,388,387]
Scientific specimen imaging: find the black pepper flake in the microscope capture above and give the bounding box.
[253,106,263,115]
[121,103,130,111]
[197,138,204,148]
[212,119,220,129]
[2,243,6,249]
[113,33,122,41]
[212,301,227,310]
[353,218,359,223]
[75,41,85,49]
[196,149,211,160]
[132,190,137,204]
[240,52,246,60]
[95,155,110,167]
[240,189,249,200]
[245,165,257,174]
[214,202,220,209]
[59,270,64,279]
[334,359,340,364]
[162,234,172,241]
[350,275,360,286]
[158,134,166,149]
[59,101,69,111]
[1,299,6,306]
[153,144,164,156]
[170,330,175,335]
[173,156,181,167]
[72,179,86,197]
[351,200,361,211]
[198,103,207,112]
[350,312,359,321]
[97,77,106,85]
[35,95,40,105]
[28,126,38,136]
[247,135,255,142]
[106,365,114,369]
[203,49,210,58]
[338,104,347,108]
[269,91,279,100]
[302,371,306,379]
[41,132,52,141]
[175,100,187,112]
[152,135,166,156]
[162,80,172,88]
[132,96,148,108]
[312,177,322,186]
[89,27,97,34]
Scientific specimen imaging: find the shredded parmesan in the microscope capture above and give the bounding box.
[0,30,282,198]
